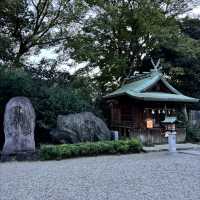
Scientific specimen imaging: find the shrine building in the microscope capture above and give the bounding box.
[105,63,199,144]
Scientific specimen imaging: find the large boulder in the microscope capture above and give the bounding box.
[2,97,36,157]
[50,112,111,143]
[50,128,77,144]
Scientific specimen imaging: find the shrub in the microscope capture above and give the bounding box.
[70,145,80,157]
[40,139,143,160]
[128,139,143,152]
[186,127,200,142]
[97,142,113,154]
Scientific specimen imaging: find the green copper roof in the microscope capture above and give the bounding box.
[105,72,199,103]
[126,92,198,102]
[162,117,177,124]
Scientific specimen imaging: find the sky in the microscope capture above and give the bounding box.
[181,4,200,18]
[28,5,200,74]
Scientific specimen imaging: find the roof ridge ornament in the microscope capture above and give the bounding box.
[151,58,162,72]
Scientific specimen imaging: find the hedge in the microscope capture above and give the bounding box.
[40,139,143,160]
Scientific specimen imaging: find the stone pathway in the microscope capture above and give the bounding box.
[179,149,200,156]
[143,143,200,152]
[0,151,200,200]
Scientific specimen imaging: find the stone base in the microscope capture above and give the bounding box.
[1,151,38,162]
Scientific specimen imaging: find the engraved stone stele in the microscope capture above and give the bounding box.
[2,97,36,160]
[50,112,111,144]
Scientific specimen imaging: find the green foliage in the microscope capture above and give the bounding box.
[40,139,143,160]
[68,0,192,93]
[1,0,198,100]
[0,66,94,132]
[186,127,200,142]
[150,17,200,109]
[180,17,200,40]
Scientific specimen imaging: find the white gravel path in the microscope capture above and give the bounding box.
[0,152,200,200]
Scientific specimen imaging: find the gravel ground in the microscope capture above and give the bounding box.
[0,152,200,200]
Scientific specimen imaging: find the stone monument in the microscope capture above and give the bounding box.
[50,112,111,143]
[1,97,36,161]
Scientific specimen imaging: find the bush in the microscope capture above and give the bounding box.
[186,127,200,142]
[40,139,143,160]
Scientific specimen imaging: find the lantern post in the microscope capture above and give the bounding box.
[161,117,177,153]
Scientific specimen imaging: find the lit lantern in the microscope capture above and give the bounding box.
[162,117,176,133]
[146,118,153,129]
[161,116,177,153]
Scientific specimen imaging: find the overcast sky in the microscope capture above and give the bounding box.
[181,4,200,17]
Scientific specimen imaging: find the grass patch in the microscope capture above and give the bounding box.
[40,139,143,160]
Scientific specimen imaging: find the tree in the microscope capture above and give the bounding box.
[0,0,85,67]
[67,0,196,93]
[149,17,200,106]
[26,58,71,85]
[180,17,200,40]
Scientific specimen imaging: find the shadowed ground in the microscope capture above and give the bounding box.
[0,151,200,200]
